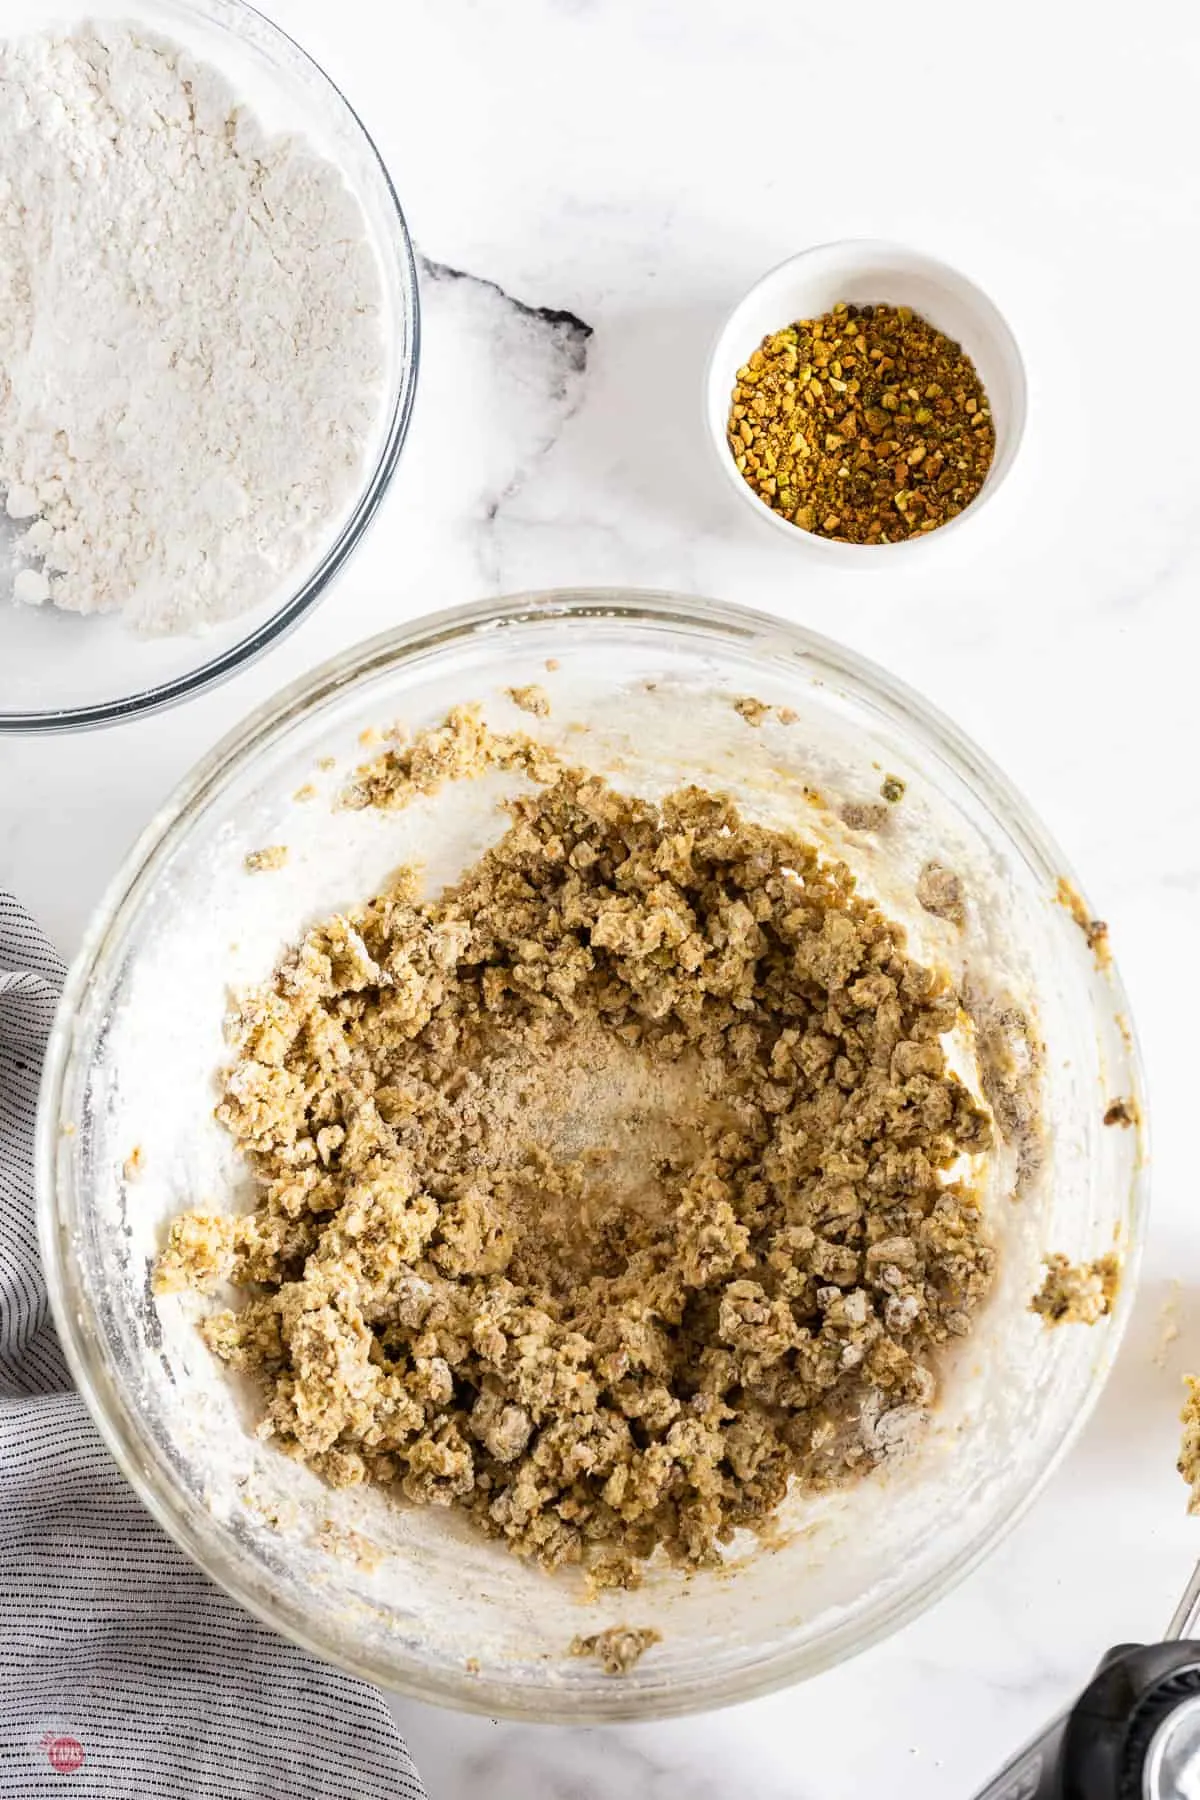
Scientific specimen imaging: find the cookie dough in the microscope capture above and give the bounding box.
[570,1625,661,1674]
[1029,1252,1120,1326]
[916,862,966,928]
[507,684,551,717]
[244,845,288,873]
[158,723,995,1581]
[1180,1378,1200,1511]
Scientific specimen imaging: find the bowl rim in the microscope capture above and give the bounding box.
[703,237,1029,559]
[0,0,421,735]
[36,587,1148,1721]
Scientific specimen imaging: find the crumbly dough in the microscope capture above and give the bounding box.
[245,845,288,873]
[570,1625,661,1675]
[1029,1253,1120,1326]
[1056,877,1111,968]
[339,703,559,811]
[1180,1378,1200,1510]
[963,984,1044,1196]
[507,684,551,717]
[1103,1097,1138,1128]
[732,696,797,728]
[839,800,891,834]
[159,718,996,1580]
[916,862,966,928]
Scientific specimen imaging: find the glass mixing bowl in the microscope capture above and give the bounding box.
[0,0,419,732]
[37,589,1147,1720]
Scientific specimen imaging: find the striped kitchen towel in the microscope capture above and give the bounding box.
[0,893,426,1800]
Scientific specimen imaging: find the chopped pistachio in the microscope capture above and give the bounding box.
[726,303,993,543]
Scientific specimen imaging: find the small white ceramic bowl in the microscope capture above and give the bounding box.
[705,240,1027,559]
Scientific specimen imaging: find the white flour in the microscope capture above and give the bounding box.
[0,24,385,633]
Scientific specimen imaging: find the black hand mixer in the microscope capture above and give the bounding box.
[975,1560,1200,1797]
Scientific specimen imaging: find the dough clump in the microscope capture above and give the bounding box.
[1029,1252,1120,1327]
[159,728,995,1579]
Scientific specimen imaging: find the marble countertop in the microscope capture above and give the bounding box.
[4,0,1200,1792]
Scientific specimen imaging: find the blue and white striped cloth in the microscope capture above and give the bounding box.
[0,894,426,1800]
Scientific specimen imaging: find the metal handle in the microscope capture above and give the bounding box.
[1166,1564,1200,1644]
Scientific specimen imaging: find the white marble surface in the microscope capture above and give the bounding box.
[4,0,1200,1792]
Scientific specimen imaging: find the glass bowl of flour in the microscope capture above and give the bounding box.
[0,0,418,730]
[38,590,1147,1720]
